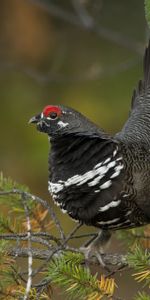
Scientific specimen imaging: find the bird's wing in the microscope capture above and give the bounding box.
[116,41,150,146]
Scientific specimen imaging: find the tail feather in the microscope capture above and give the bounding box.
[116,40,150,145]
[144,40,150,86]
[132,40,150,110]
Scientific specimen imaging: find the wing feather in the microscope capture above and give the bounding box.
[116,40,150,146]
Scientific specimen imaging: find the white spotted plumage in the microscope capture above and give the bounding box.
[125,210,132,216]
[48,144,125,226]
[58,121,69,128]
[61,208,67,214]
[108,220,133,229]
[100,180,112,189]
[48,182,63,194]
[98,217,120,225]
[99,200,121,212]
[110,170,121,179]
[48,147,124,201]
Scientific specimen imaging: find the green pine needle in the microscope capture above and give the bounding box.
[127,246,150,287]
[0,172,29,193]
[0,172,35,211]
[127,246,150,272]
[116,227,146,248]
[0,240,9,258]
[134,292,150,300]
[47,252,115,300]
[0,241,17,291]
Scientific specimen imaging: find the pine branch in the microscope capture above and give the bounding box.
[47,252,115,300]
[6,246,127,267]
[127,246,150,287]
[134,292,150,300]
[1,173,150,300]
[0,172,63,235]
[0,241,20,294]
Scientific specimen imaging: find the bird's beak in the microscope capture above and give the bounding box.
[28,114,41,124]
[28,113,49,133]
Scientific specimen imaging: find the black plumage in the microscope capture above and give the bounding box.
[30,41,150,234]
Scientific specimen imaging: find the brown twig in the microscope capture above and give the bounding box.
[0,188,129,299]
[0,232,61,246]
[31,222,83,278]
[0,190,65,241]
[21,193,33,300]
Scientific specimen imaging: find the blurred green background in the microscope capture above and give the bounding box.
[0,0,148,297]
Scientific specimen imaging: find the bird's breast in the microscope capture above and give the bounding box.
[48,148,127,227]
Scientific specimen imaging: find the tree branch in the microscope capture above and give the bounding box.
[29,0,144,55]
[0,189,65,240]
[0,187,142,299]
[21,193,33,300]
[8,246,128,268]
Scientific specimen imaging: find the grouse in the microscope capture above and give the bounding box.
[29,41,150,259]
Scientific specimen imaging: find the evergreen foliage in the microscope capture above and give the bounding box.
[127,247,150,299]
[47,252,115,300]
[134,292,150,300]
[0,173,150,299]
[128,246,150,291]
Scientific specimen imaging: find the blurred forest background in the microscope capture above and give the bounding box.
[0,0,149,298]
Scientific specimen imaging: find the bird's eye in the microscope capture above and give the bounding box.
[49,112,58,119]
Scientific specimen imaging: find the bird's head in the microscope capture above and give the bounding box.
[29,105,98,137]
[29,104,108,139]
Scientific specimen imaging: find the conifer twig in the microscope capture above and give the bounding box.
[0,189,65,240]
[7,246,128,267]
[21,194,33,300]
[1,182,149,300]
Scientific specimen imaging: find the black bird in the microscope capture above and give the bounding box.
[29,41,150,262]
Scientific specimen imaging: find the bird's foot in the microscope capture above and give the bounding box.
[80,230,111,271]
[80,246,106,268]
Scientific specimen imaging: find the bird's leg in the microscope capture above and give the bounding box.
[80,230,111,269]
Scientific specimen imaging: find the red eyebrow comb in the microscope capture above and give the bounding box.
[43,105,62,117]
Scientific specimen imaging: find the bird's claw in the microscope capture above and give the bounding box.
[80,230,111,271]
[80,245,110,271]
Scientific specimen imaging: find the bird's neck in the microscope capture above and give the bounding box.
[49,135,90,181]
[48,134,113,182]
